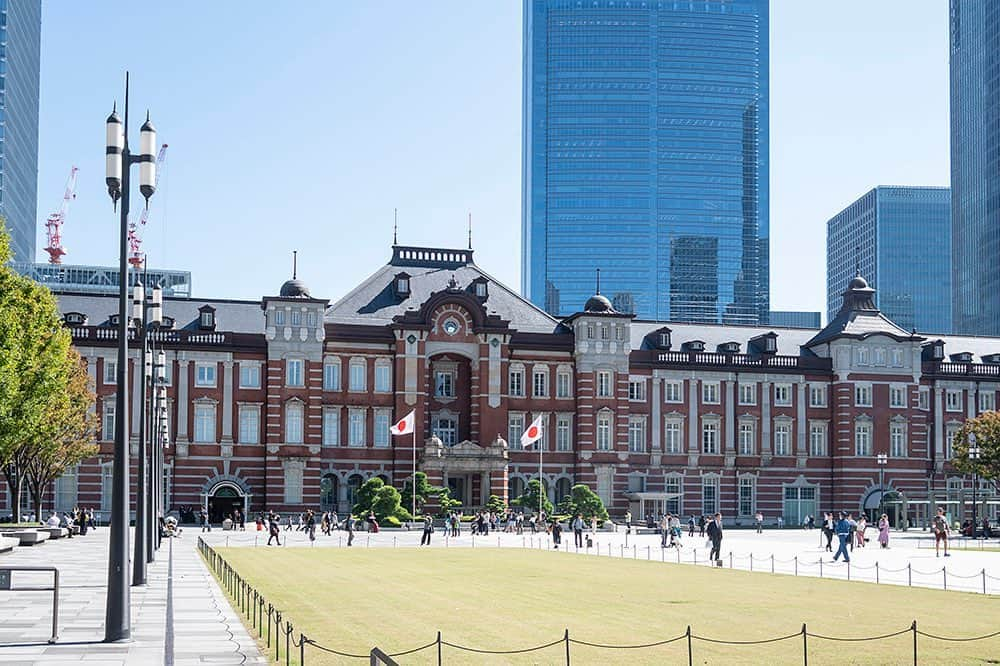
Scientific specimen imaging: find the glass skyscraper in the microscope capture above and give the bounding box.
[950,0,1000,335]
[522,0,769,322]
[0,0,41,263]
[827,186,952,334]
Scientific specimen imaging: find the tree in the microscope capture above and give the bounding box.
[435,487,462,516]
[511,479,553,516]
[558,484,609,521]
[0,222,76,522]
[953,413,1000,492]
[351,477,409,522]
[485,494,506,515]
[399,471,443,514]
[24,350,98,520]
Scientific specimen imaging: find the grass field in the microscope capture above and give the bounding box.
[213,546,1000,665]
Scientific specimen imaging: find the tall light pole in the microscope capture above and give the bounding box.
[876,453,888,522]
[152,351,167,552]
[104,72,158,642]
[132,279,162,585]
[969,433,981,535]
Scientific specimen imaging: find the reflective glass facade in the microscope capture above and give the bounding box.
[950,0,1000,334]
[0,0,40,263]
[522,0,769,322]
[827,186,952,334]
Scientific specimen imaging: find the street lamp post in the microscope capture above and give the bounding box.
[152,352,166,552]
[104,72,158,641]
[969,433,981,536]
[876,453,888,522]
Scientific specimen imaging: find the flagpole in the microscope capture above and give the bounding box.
[538,435,543,522]
[411,428,417,529]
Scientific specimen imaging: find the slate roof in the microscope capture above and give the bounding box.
[630,320,819,356]
[805,276,915,347]
[325,246,562,334]
[55,292,265,334]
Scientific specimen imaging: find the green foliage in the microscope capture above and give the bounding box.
[400,471,446,514]
[558,484,609,521]
[382,515,403,528]
[954,413,1000,490]
[511,479,553,516]
[436,487,462,517]
[352,478,410,523]
[485,494,506,515]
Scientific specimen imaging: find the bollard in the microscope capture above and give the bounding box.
[498,536,501,548]
[647,545,650,560]
[908,562,912,586]
[983,569,988,595]
[633,544,637,559]
[819,559,823,578]
[227,536,230,548]
[367,536,371,548]
[802,623,808,666]
[564,628,571,665]
[771,554,775,574]
[750,553,753,572]
[338,536,342,548]
[438,631,442,665]
[393,536,397,549]
[255,535,258,547]
[729,552,733,568]
[943,567,947,591]
[523,537,526,548]
[794,556,798,576]
[621,544,624,558]
[847,561,850,581]
[911,620,917,666]
[876,562,879,584]
[694,550,697,565]
[676,547,680,563]
[686,626,693,666]
[300,633,305,665]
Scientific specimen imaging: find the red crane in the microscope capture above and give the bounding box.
[44,166,79,264]
[128,143,169,269]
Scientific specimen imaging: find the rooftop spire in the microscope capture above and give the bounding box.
[596,267,601,295]
[468,212,472,250]
[292,250,298,280]
[393,208,398,246]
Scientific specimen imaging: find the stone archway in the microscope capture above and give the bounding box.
[207,481,244,523]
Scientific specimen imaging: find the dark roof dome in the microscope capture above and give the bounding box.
[279,278,311,298]
[584,293,614,313]
[848,275,869,290]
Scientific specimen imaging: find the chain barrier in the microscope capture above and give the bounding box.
[197,538,999,665]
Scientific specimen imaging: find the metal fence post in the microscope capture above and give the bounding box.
[750,554,753,572]
[819,559,823,578]
[802,623,807,666]
[564,628,571,665]
[847,561,850,581]
[911,620,917,666]
[300,633,305,665]
[943,567,947,591]
[729,552,733,568]
[908,563,912,586]
[983,569,987,595]
[686,625,693,666]
[794,556,798,576]
[275,613,281,662]
[771,554,775,574]
[437,630,442,665]
[286,624,292,666]
[647,545,650,560]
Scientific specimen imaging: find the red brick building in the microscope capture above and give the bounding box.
[3,246,996,527]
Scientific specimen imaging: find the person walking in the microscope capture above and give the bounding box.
[267,513,281,546]
[624,510,632,535]
[345,514,355,547]
[754,511,764,534]
[707,513,723,566]
[306,510,316,542]
[572,514,585,548]
[855,515,868,548]
[551,520,563,549]
[688,515,696,537]
[932,507,950,557]
[200,509,211,532]
[832,512,851,563]
[420,513,434,546]
[698,514,707,538]
[878,513,890,548]
[660,513,670,548]
[823,512,835,552]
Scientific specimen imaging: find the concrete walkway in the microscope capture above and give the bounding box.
[0,528,266,665]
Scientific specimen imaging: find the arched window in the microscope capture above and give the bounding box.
[508,476,525,501]
[320,474,338,512]
[347,474,365,506]
[555,478,572,504]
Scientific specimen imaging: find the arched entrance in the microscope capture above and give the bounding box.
[863,489,903,527]
[208,483,245,523]
[320,474,339,512]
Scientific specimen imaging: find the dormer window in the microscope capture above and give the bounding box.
[951,352,973,363]
[682,340,705,352]
[983,354,1000,365]
[64,312,87,326]
[394,272,411,298]
[749,332,778,355]
[198,305,216,331]
[109,314,121,326]
[718,341,741,354]
[932,340,945,360]
[472,278,488,300]
[161,316,175,330]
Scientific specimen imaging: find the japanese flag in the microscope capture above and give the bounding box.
[521,415,544,447]
[390,410,415,436]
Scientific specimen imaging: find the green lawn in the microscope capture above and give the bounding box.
[212,547,1000,665]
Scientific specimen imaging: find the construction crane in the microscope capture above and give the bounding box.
[128,143,169,269]
[43,166,79,264]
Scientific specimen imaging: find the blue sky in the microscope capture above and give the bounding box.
[35,1,949,317]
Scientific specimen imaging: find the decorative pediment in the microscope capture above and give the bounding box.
[391,288,511,333]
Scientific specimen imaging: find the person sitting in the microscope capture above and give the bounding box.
[46,512,61,527]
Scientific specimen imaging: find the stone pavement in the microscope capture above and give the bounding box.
[200,522,1000,595]
[0,528,266,665]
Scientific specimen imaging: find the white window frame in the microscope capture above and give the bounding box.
[597,371,613,398]
[596,411,612,450]
[374,361,392,394]
[738,421,755,455]
[509,366,525,397]
[702,381,719,405]
[774,422,791,456]
[702,476,720,515]
[238,405,260,444]
[664,419,683,454]
[323,360,341,391]
[103,359,117,385]
[854,422,872,457]
[322,407,339,447]
[374,410,391,447]
[195,363,217,388]
[809,422,827,457]
[348,409,366,447]
[809,384,827,408]
[102,400,116,441]
[434,414,459,446]
[349,359,367,392]
[285,401,304,444]
[774,384,792,406]
[556,415,572,451]
[556,370,572,399]
[945,424,960,459]
[738,383,756,405]
[946,389,962,412]
[890,423,907,457]
[702,420,719,454]
[628,417,646,453]
[889,385,906,408]
[239,363,261,389]
[286,359,304,388]
[508,413,525,451]
[435,370,456,398]
[918,387,929,410]
[532,368,548,398]
[628,379,646,402]
[979,391,996,413]
[738,476,756,518]
[194,403,216,443]
[855,384,872,407]
[664,380,683,403]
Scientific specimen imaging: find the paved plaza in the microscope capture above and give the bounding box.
[0,529,265,665]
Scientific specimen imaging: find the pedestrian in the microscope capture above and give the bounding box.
[267,513,281,546]
[707,513,723,565]
[777,516,784,529]
[878,513,890,548]
[755,511,763,534]
[201,509,211,532]
[823,512,834,552]
[529,514,537,534]
[660,513,670,548]
[832,512,851,563]
[590,515,598,535]
[421,513,434,546]
[624,510,632,535]
[698,514,707,538]
[367,510,380,533]
[551,520,563,549]
[345,514,355,546]
[451,512,460,537]
[237,509,246,531]
[306,510,316,541]
[855,515,868,548]
[688,515,696,537]
[847,512,857,552]
[572,514,585,548]
[932,507,950,557]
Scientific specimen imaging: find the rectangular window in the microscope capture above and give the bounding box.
[556,372,571,398]
[628,418,646,453]
[102,360,117,385]
[918,388,929,410]
[290,310,301,326]
[349,362,366,392]
[239,364,260,389]
[286,359,304,387]
[322,409,339,447]
[738,383,756,405]
[508,413,524,451]
[533,370,548,398]
[509,369,524,397]
[891,348,904,366]
[874,348,886,366]
[664,421,682,453]
[855,384,872,407]
[434,417,457,446]
[194,404,215,443]
[195,363,216,387]
[285,404,304,443]
[810,424,827,456]
[435,371,455,398]
[628,380,646,402]
[854,423,872,456]
[945,426,959,459]
[323,362,340,391]
[556,415,571,451]
[238,406,259,444]
[274,310,285,326]
[890,386,906,408]
[774,384,792,406]
[809,385,827,408]
[374,364,391,393]
[979,391,995,413]
[739,477,755,517]
[739,422,754,455]
[857,347,870,365]
[702,382,719,404]
[348,410,365,446]
[374,412,390,447]
[597,371,613,398]
[946,389,962,412]
[702,477,719,515]
[702,422,719,454]
[597,413,612,450]
[664,477,681,515]
[890,424,906,457]
[664,381,683,403]
[102,402,115,441]
[774,423,791,456]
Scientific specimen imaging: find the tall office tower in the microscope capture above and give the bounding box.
[522,0,769,322]
[950,0,1000,334]
[827,186,952,334]
[0,0,41,263]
